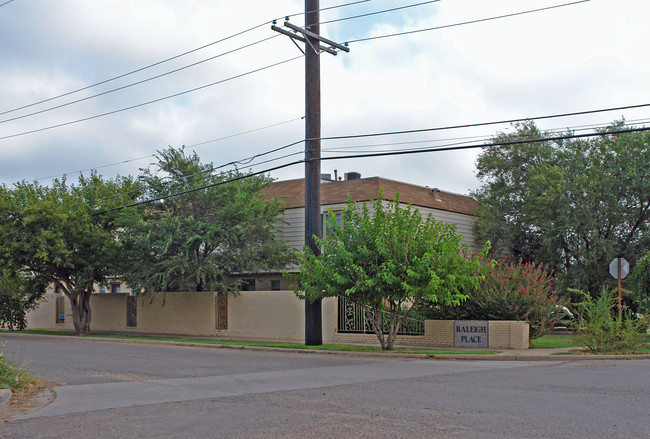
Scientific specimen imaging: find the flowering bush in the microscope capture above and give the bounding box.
[473,259,564,339]
[416,259,564,339]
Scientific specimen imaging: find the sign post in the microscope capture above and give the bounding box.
[609,257,630,319]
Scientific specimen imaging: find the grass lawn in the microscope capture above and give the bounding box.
[531,332,650,351]
[3,330,501,355]
[0,345,35,390]
[530,333,581,349]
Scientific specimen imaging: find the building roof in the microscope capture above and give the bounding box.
[261,177,478,216]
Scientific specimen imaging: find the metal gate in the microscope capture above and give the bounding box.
[337,297,424,335]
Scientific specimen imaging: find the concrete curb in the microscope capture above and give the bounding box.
[4,332,650,361]
[0,388,11,407]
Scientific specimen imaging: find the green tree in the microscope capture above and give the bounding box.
[291,193,486,350]
[0,269,47,330]
[117,147,293,294]
[416,259,563,339]
[0,174,140,335]
[474,121,650,295]
[630,251,650,313]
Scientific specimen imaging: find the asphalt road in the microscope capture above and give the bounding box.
[2,334,649,438]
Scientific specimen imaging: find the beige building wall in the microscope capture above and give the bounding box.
[275,203,476,254]
[216,291,306,341]
[26,290,75,332]
[26,291,528,349]
[488,321,529,349]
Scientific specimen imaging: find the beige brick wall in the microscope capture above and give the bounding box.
[488,321,529,349]
[26,291,218,336]
[424,320,455,347]
[216,291,306,341]
[26,291,528,349]
[26,291,75,331]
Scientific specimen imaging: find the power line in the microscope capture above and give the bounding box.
[0,56,303,141]
[0,0,372,117]
[319,0,440,26]
[319,118,650,154]
[345,0,590,44]
[316,126,650,162]
[35,101,650,195]
[314,102,650,142]
[186,116,304,150]
[29,101,650,184]
[0,35,280,125]
[0,0,15,7]
[85,137,307,206]
[95,159,304,215]
[94,125,650,216]
[0,23,272,117]
[288,0,371,19]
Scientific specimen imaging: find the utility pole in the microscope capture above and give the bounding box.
[272,1,349,346]
[303,0,322,346]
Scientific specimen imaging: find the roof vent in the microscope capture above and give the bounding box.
[344,172,361,181]
[432,188,444,202]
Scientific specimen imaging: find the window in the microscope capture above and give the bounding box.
[240,279,255,291]
[271,280,281,291]
[99,285,106,294]
[110,283,121,293]
[321,211,342,236]
[55,286,65,324]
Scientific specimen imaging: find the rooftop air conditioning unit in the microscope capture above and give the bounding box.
[344,172,361,181]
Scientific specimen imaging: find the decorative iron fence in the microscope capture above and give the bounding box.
[337,297,424,336]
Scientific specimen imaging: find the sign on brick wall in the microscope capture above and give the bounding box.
[454,320,488,348]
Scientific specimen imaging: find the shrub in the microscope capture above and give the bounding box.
[574,288,648,354]
[630,251,650,313]
[0,340,35,390]
[416,259,564,339]
[0,270,45,330]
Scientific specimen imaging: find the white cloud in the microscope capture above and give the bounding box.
[1,0,649,195]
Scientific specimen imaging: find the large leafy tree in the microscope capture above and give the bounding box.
[0,174,140,335]
[0,269,47,330]
[474,121,650,296]
[292,193,486,350]
[117,147,294,293]
[630,251,650,313]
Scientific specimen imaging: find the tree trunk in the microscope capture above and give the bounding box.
[385,312,403,351]
[69,289,92,336]
[364,307,386,350]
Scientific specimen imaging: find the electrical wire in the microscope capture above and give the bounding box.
[316,126,650,162]
[287,0,372,19]
[26,101,650,185]
[0,24,273,117]
[93,125,650,216]
[319,118,650,154]
[0,35,281,125]
[33,116,304,182]
[85,137,307,206]
[345,0,590,44]
[314,102,650,142]
[0,0,15,7]
[0,56,303,142]
[98,114,650,205]
[0,0,372,117]
[32,101,650,198]
[319,0,440,26]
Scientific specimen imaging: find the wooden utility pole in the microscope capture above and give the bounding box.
[303,0,322,346]
[272,0,349,346]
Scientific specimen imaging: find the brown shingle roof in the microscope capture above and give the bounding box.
[261,177,478,216]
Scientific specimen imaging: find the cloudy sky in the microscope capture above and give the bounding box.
[1,0,649,195]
